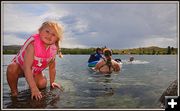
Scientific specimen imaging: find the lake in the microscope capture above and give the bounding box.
[2,54,177,109]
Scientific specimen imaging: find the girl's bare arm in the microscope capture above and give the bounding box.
[49,59,63,91]
[24,43,42,100]
[49,59,56,85]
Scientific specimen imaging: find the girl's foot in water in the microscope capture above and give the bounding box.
[11,90,18,97]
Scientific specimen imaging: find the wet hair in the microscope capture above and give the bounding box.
[129,56,134,61]
[103,48,112,57]
[38,21,64,58]
[103,48,113,74]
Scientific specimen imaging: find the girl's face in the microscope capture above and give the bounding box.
[39,26,58,46]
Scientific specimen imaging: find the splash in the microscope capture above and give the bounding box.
[122,60,149,64]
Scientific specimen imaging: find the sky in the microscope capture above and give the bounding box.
[2,1,179,49]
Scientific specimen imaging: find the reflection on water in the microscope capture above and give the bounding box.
[2,55,177,109]
[4,87,61,108]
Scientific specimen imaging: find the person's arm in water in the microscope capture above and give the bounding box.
[113,61,120,72]
[94,60,103,71]
[49,59,63,91]
[23,43,42,100]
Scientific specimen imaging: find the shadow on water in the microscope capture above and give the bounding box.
[4,87,61,108]
[66,70,116,108]
[82,68,161,108]
[86,70,121,97]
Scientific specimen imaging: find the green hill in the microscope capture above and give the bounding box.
[3,45,21,54]
[3,45,177,55]
[113,46,177,55]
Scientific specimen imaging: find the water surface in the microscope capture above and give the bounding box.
[2,54,177,109]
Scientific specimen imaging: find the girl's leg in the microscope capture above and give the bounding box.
[6,62,24,96]
[33,73,47,89]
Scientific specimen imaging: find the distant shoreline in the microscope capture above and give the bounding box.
[3,45,178,55]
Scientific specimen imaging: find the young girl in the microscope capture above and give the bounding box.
[6,21,64,100]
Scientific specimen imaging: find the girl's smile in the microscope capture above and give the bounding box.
[39,27,58,47]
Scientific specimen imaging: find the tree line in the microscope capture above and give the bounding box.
[3,45,177,55]
[113,46,177,55]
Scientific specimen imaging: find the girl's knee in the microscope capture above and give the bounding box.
[7,63,18,74]
[38,77,47,89]
[7,63,23,77]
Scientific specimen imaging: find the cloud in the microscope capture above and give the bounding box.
[61,37,87,48]
[3,4,68,33]
[55,3,178,48]
[140,35,177,48]
[3,34,26,45]
[2,2,178,49]
[3,4,43,33]
[61,32,87,48]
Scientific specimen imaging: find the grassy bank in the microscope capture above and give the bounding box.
[3,45,177,55]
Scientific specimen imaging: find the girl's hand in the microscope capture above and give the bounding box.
[31,88,42,101]
[51,82,64,92]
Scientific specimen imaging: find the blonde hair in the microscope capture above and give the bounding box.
[38,21,64,58]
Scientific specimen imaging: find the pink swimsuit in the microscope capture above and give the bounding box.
[12,34,57,74]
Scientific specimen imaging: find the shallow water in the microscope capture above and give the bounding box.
[2,54,177,109]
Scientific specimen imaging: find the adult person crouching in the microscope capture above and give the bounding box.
[94,48,120,74]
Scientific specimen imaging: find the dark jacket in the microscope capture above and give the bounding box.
[88,53,102,63]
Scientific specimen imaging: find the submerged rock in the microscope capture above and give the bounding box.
[159,79,178,108]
